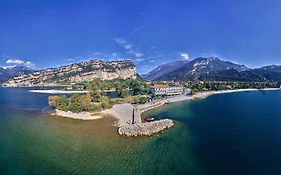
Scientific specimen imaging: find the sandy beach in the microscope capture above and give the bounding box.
[53,109,104,120]
[53,88,281,127]
[193,88,281,99]
[30,89,88,94]
[101,103,142,126]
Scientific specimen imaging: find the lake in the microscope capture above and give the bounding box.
[0,88,281,175]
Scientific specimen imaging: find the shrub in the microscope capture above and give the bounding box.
[79,93,93,111]
[48,96,59,108]
[56,95,69,111]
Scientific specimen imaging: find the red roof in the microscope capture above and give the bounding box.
[151,84,170,88]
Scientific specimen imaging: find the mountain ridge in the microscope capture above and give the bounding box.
[156,57,249,81]
[3,60,137,87]
[144,57,281,82]
[0,66,34,83]
[141,60,189,81]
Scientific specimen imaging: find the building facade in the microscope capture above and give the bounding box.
[150,85,187,96]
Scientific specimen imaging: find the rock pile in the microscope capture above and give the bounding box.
[118,119,174,136]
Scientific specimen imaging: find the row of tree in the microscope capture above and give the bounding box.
[48,79,150,112]
[184,81,281,93]
[48,93,112,113]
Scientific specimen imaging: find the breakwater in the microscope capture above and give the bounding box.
[118,119,174,136]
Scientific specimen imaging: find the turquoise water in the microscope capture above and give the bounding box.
[0,88,281,174]
[144,90,281,175]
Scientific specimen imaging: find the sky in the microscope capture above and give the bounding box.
[0,0,281,74]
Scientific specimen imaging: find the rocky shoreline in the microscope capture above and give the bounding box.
[118,119,174,136]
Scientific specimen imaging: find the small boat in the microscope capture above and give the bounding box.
[144,117,155,122]
[165,100,172,104]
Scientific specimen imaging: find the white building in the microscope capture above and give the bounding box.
[150,85,184,96]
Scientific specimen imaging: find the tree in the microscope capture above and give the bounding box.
[79,93,93,111]
[127,79,149,95]
[68,94,81,112]
[120,88,129,98]
[48,96,59,108]
[116,83,129,98]
[88,80,103,102]
[89,79,103,91]
[100,96,112,109]
[91,89,102,102]
[150,93,156,99]
[134,96,148,104]
[92,103,103,112]
[57,95,69,111]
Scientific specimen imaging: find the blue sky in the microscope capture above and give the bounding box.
[0,0,281,74]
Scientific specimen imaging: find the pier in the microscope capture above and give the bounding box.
[118,119,174,137]
[101,102,175,137]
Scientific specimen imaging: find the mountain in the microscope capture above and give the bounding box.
[157,57,249,81]
[0,66,34,83]
[3,60,137,87]
[248,65,281,81]
[198,66,281,82]
[141,60,189,81]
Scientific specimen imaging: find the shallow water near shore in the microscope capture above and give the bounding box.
[1,88,281,174]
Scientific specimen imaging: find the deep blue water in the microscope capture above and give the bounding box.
[145,90,281,175]
[1,88,281,175]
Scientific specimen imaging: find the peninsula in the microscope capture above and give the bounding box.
[3,58,281,137]
[46,78,281,136]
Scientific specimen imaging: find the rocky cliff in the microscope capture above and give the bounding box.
[3,60,137,87]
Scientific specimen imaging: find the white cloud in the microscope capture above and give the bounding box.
[66,58,75,62]
[135,58,144,62]
[135,52,144,58]
[5,58,35,68]
[2,65,16,69]
[126,50,144,58]
[113,38,126,45]
[6,59,24,64]
[149,59,156,63]
[124,44,133,50]
[114,38,134,51]
[25,61,36,68]
[180,53,189,60]
[91,52,102,56]
[114,37,144,59]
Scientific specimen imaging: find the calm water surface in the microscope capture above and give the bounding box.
[0,88,281,175]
